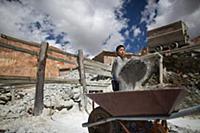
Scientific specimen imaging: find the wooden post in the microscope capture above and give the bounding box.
[77,49,87,111]
[33,42,49,116]
[11,86,15,102]
[159,53,164,85]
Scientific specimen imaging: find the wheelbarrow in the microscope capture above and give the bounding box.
[82,86,200,133]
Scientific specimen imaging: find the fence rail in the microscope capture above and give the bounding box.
[84,58,112,77]
[84,59,112,71]
[0,41,77,65]
[1,34,77,58]
[0,76,110,88]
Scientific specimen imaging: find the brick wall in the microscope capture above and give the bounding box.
[0,36,77,78]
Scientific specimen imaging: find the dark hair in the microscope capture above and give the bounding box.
[116,45,125,52]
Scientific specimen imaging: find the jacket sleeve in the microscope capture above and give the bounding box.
[111,58,118,80]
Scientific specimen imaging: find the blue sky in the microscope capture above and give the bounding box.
[0,0,200,56]
[118,0,149,52]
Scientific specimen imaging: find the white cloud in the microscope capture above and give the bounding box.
[124,30,129,38]
[140,0,158,25]
[146,0,200,38]
[0,0,127,56]
[133,27,142,37]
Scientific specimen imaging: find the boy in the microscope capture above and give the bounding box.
[111,45,128,91]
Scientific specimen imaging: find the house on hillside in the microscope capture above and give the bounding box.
[93,50,134,66]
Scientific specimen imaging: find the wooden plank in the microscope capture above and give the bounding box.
[0,75,34,80]
[47,54,77,65]
[84,59,112,71]
[10,86,15,102]
[0,41,38,56]
[1,34,78,58]
[0,41,76,65]
[84,63,109,71]
[9,84,34,89]
[1,34,41,48]
[33,42,49,116]
[84,58,112,70]
[44,79,80,84]
[0,79,80,86]
[87,81,110,87]
[77,50,87,88]
[160,43,200,54]
[139,43,200,59]
[0,75,80,85]
[77,49,87,110]
[85,67,112,77]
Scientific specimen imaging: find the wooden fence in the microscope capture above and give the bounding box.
[0,34,112,115]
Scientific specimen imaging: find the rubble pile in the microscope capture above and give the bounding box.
[144,51,200,109]
[0,84,79,119]
[0,70,104,119]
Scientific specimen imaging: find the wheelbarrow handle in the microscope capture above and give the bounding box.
[169,104,200,119]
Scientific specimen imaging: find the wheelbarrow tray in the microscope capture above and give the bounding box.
[86,87,186,116]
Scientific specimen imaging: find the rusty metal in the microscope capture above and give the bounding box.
[82,115,169,128]
[82,104,200,128]
[86,87,186,116]
[119,121,131,133]
[87,107,116,133]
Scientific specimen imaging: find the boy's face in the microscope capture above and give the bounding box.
[117,47,125,57]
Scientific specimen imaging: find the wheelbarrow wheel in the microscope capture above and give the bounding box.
[88,107,117,133]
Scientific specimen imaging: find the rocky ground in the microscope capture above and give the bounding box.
[144,51,200,110]
[0,70,111,133]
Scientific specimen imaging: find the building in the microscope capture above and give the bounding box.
[0,34,77,78]
[93,50,134,66]
[192,35,200,45]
